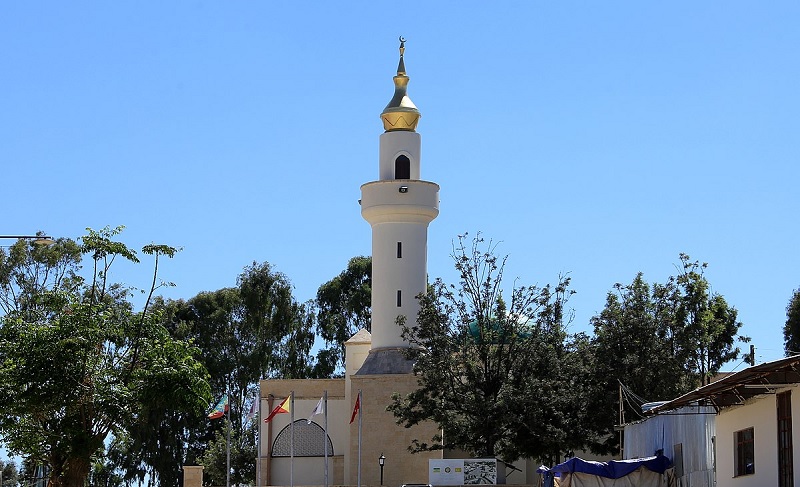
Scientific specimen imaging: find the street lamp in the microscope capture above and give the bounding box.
[379,453,385,485]
[0,235,55,246]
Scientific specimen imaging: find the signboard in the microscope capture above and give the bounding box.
[430,459,501,485]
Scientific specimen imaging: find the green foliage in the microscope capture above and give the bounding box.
[587,254,746,455]
[0,235,82,319]
[671,254,744,385]
[388,234,581,463]
[784,288,800,356]
[0,227,211,487]
[128,261,318,485]
[198,420,257,486]
[315,256,371,373]
[1,459,20,487]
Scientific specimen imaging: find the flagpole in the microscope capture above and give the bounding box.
[357,389,362,487]
[324,389,329,487]
[290,391,295,487]
[226,383,231,487]
[258,390,262,487]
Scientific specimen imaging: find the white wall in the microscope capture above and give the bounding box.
[715,386,800,487]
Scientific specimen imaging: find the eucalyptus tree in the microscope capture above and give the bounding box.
[315,255,372,373]
[783,288,800,356]
[588,254,745,455]
[670,254,744,386]
[129,261,319,486]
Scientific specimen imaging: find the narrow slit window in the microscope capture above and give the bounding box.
[395,155,410,179]
[397,242,402,258]
[396,290,402,307]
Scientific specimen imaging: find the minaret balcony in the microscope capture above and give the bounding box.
[360,179,439,224]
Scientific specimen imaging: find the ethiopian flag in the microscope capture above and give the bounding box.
[208,394,229,420]
[264,396,291,423]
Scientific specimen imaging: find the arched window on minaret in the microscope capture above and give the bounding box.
[394,155,410,179]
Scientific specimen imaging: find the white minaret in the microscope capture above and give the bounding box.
[360,38,439,352]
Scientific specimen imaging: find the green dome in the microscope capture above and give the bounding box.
[466,315,532,344]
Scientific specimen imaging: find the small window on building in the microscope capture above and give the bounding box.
[734,427,755,476]
[397,290,402,307]
[397,242,402,258]
[395,155,410,179]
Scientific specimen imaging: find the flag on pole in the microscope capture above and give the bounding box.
[208,394,229,420]
[307,397,324,424]
[245,396,258,423]
[264,396,291,423]
[349,393,360,424]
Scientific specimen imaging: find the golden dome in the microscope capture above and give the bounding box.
[380,37,421,132]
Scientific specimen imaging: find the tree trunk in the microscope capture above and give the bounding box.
[47,457,92,487]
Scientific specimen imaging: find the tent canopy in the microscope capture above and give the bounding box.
[538,455,671,479]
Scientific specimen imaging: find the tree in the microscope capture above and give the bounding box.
[587,254,746,455]
[587,273,692,454]
[198,420,257,486]
[388,234,581,463]
[0,226,211,487]
[784,288,800,356]
[116,261,319,486]
[1,460,20,487]
[315,256,371,373]
[671,254,744,386]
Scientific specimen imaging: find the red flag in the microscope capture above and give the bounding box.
[349,393,360,424]
[264,396,291,423]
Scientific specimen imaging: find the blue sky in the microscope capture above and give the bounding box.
[2,1,798,372]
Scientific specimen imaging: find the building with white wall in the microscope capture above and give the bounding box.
[635,354,800,487]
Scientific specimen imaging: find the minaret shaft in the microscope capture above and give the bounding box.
[360,38,439,352]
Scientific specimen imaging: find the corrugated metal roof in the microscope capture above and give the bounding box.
[647,354,800,414]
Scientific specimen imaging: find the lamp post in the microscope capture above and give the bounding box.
[0,235,55,246]
[378,453,385,485]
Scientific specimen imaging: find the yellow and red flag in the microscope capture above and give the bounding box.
[264,396,291,423]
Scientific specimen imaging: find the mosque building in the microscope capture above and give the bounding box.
[256,41,536,486]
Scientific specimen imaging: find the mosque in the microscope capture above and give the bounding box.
[256,41,536,487]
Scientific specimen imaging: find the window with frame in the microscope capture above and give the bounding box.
[778,391,794,487]
[734,427,755,476]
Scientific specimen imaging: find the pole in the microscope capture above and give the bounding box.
[357,389,362,487]
[290,391,295,487]
[618,382,624,457]
[257,389,262,487]
[226,387,231,487]
[324,389,329,487]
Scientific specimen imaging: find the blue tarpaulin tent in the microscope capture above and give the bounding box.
[537,455,672,487]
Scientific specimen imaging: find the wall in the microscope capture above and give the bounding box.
[716,390,780,487]
[349,373,442,486]
[260,379,347,486]
[624,405,715,486]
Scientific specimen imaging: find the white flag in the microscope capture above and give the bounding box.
[307,397,324,424]
[245,397,258,423]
